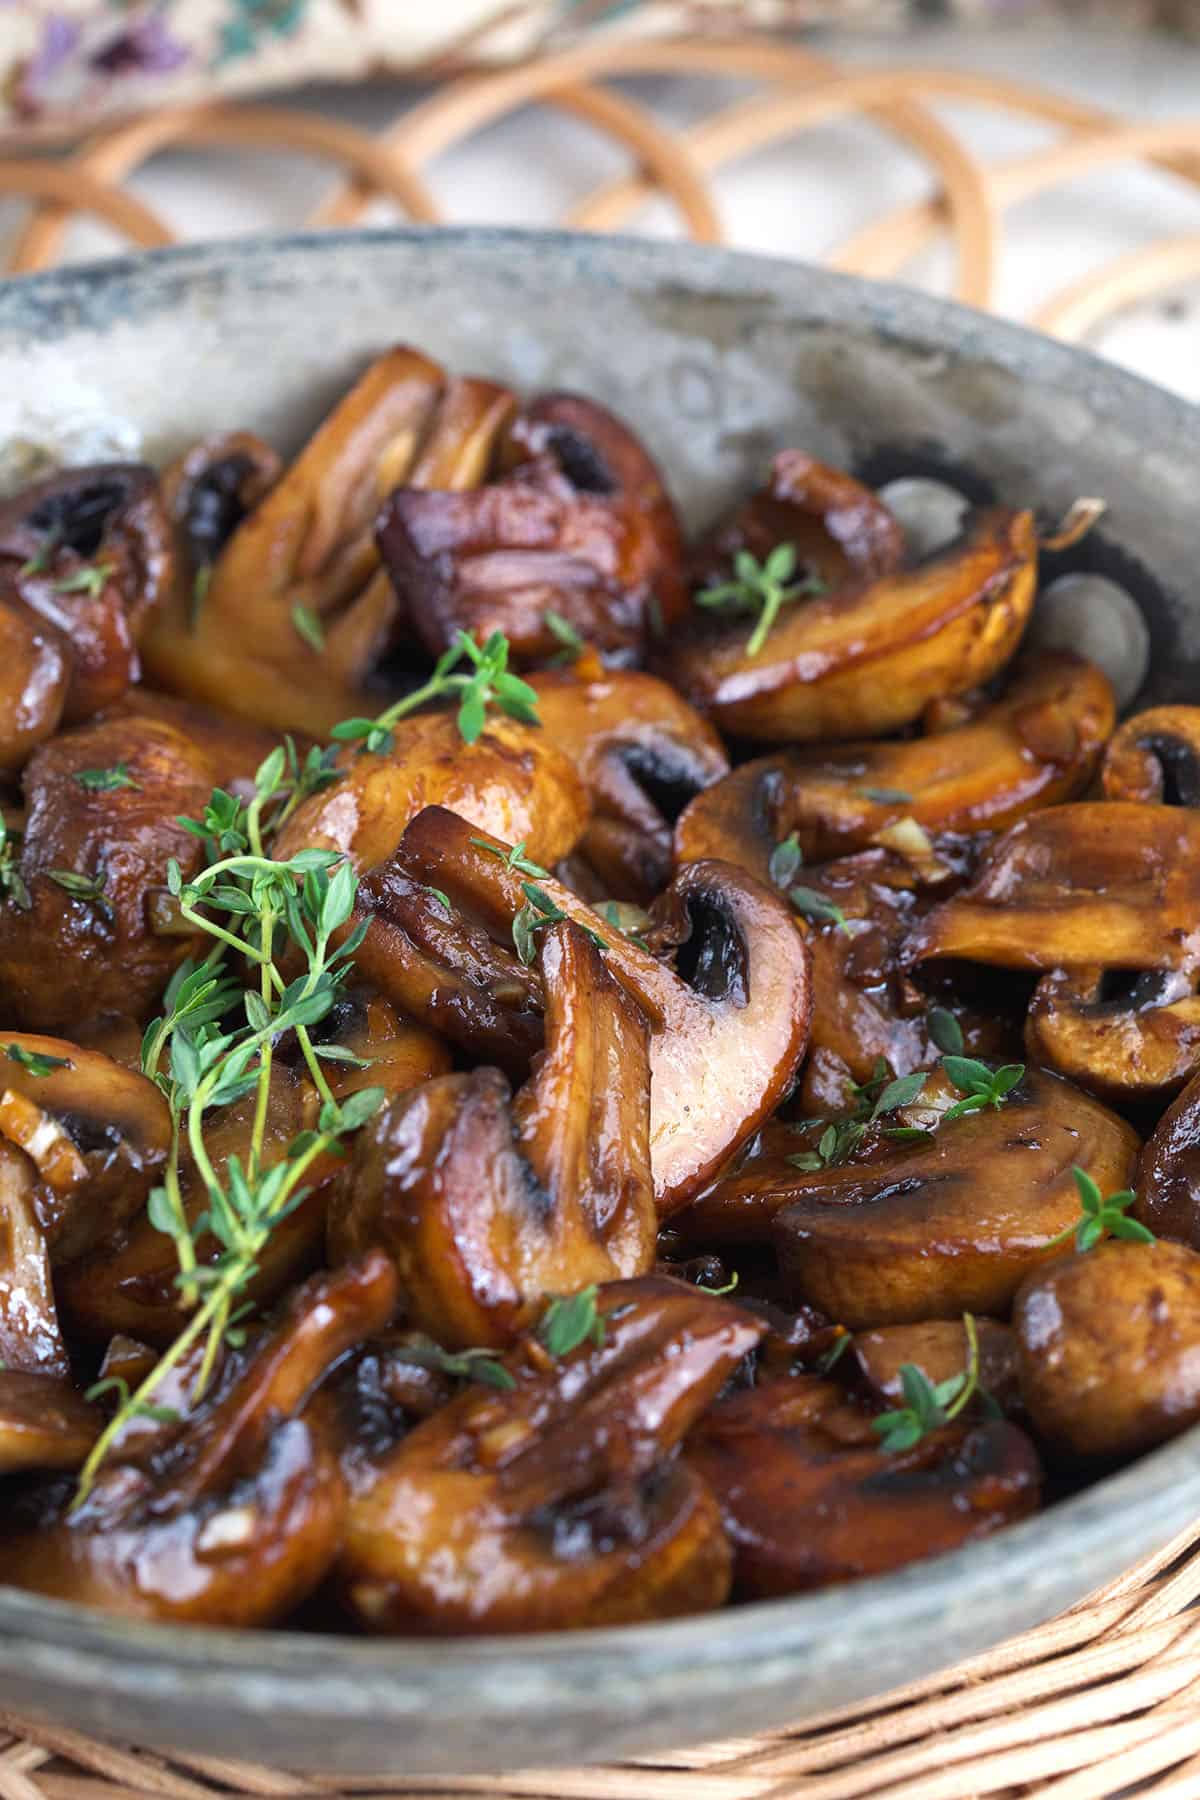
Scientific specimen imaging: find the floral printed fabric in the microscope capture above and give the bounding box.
[2,0,1196,138]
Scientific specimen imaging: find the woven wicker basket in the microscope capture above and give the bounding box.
[2,37,1200,1797]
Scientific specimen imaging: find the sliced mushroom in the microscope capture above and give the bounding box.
[0,711,221,1030]
[687,450,905,598]
[682,1069,1138,1324]
[271,710,590,877]
[0,1255,396,1626]
[0,1371,101,1475]
[394,805,812,1216]
[1013,1240,1200,1459]
[161,429,282,587]
[906,803,1200,977]
[854,1318,1020,1415]
[331,921,655,1347]
[352,861,544,1076]
[1026,965,1200,1107]
[530,665,728,900]
[686,1375,1041,1596]
[674,653,1113,878]
[337,1275,760,1633]
[60,997,445,1346]
[0,1140,70,1377]
[1134,1065,1200,1247]
[669,507,1038,744]
[378,394,684,670]
[142,347,446,735]
[0,1032,169,1262]
[0,464,172,722]
[500,390,686,630]
[1102,706,1200,806]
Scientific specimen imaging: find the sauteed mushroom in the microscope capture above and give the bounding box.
[0,711,226,1030]
[393,804,812,1214]
[1134,1066,1200,1247]
[337,1276,761,1633]
[0,1254,397,1626]
[686,450,904,597]
[1026,966,1200,1107]
[1013,1241,1200,1460]
[675,653,1113,879]
[0,1032,169,1262]
[1102,706,1200,806]
[686,1375,1041,1596]
[272,710,590,877]
[531,665,728,900]
[853,1317,1021,1415]
[671,507,1038,744]
[60,995,446,1346]
[0,597,68,772]
[683,1069,1138,1323]
[330,923,655,1347]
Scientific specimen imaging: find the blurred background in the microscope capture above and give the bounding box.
[2,3,1200,397]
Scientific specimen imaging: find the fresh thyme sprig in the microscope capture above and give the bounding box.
[511,882,606,966]
[291,603,325,652]
[696,544,826,658]
[402,1338,516,1391]
[73,749,382,1506]
[331,629,539,754]
[1044,1167,1155,1254]
[940,1055,1025,1121]
[787,1064,927,1172]
[768,832,803,889]
[50,562,112,599]
[789,885,851,935]
[872,1313,993,1452]
[470,837,550,880]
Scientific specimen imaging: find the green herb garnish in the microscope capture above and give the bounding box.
[872,1313,986,1452]
[1044,1167,1155,1253]
[331,629,538,754]
[73,762,140,793]
[696,544,825,658]
[539,1285,607,1357]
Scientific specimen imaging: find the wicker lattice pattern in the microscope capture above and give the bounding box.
[1,37,1200,338]
[2,37,1200,1796]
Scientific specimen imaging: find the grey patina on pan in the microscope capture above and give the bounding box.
[0,228,1197,1777]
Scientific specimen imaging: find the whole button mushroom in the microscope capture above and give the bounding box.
[1013,1240,1200,1460]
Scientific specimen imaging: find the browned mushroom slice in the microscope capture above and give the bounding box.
[499,389,688,630]
[1025,965,1200,1108]
[675,653,1114,879]
[272,710,590,877]
[161,429,282,586]
[1013,1241,1200,1460]
[352,862,544,1076]
[854,1318,1021,1415]
[670,507,1038,744]
[330,922,656,1347]
[396,805,812,1216]
[0,711,220,1030]
[1134,1065,1200,1247]
[531,666,729,901]
[0,464,173,722]
[907,803,1200,976]
[337,1276,760,1633]
[142,347,447,735]
[771,1070,1138,1325]
[0,596,69,772]
[1102,706,1200,806]
[0,1255,396,1627]
[687,450,905,597]
[686,1376,1041,1597]
[59,1000,445,1346]
[0,1033,169,1262]
[0,1140,70,1377]
[682,1069,1137,1322]
[0,1371,101,1474]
